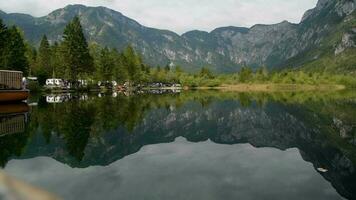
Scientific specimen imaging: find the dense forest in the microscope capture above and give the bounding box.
[0,16,355,88]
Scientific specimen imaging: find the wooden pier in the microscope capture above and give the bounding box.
[0,103,29,137]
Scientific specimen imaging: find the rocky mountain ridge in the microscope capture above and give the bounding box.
[0,0,355,72]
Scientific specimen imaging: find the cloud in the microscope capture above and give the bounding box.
[0,0,318,34]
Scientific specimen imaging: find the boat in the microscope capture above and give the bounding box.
[0,70,29,102]
[0,103,30,115]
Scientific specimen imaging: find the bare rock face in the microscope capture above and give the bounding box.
[336,0,356,16]
[335,31,356,54]
[301,0,334,22]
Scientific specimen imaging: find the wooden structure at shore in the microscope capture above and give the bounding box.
[0,103,29,137]
[0,115,26,136]
[0,70,29,102]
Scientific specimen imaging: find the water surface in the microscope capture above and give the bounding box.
[1,90,355,200]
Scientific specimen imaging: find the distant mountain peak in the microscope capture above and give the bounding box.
[211,26,249,34]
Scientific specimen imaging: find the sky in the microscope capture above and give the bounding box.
[0,0,318,34]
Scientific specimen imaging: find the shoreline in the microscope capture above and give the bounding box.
[194,84,346,92]
[37,83,347,94]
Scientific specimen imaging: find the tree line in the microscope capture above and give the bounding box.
[0,16,150,87]
[0,15,267,87]
[0,19,28,74]
[30,16,151,86]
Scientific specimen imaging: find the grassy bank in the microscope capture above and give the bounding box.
[195,83,346,92]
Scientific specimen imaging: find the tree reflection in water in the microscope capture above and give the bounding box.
[0,90,355,199]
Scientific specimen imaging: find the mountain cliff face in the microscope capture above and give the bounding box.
[0,0,355,72]
[284,0,356,71]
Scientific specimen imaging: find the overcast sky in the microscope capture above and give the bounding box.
[0,0,318,34]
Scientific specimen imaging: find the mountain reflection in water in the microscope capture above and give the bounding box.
[1,90,355,200]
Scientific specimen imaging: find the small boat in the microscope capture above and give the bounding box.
[0,90,29,102]
[0,103,29,115]
[0,70,29,102]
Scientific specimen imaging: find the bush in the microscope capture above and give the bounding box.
[27,81,41,92]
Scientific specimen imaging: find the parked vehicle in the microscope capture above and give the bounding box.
[98,80,117,89]
[45,79,65,87]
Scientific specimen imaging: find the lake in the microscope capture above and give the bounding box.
[1,90,356,200]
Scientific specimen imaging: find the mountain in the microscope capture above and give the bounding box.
[0,0,355,73]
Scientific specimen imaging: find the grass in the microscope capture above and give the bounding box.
[195,83,346,92]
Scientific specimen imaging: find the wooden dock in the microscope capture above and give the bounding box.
[0,103,29,137]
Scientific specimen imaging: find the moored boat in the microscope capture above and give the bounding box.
[0,90,29,103]
[0,70,29,102]
[0,102,29,115]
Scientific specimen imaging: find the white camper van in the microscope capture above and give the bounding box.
[45,79,64,87]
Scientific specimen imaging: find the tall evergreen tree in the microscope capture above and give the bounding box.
[114,51,128,83]
[51,42,66,78]
[62,16,93,85]
[37,35,52,83]
[0,19,8,69]
[199,67,214,79]
[25,45,37,76]
[239,66,253,83]
[98,47,114,81]
[3,26,29,74]
[164,64,170,72]
[123,45,142,83]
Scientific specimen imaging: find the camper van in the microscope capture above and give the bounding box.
[46,79,64,87]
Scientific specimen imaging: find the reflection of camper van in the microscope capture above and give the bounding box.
[98,81,117,88]
[46,93,90,103]
[46,79,64,87]
[172,84,182,88]
[46,94,71,103]
[78,80,88,87]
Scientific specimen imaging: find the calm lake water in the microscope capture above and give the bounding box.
[1,90,356,200]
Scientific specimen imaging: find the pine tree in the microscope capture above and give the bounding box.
[62,16,93,85]
[199,67,214,79]
[0,19,8,69]
[25,45,37,76]
[3,26,29,74]
[111,49,127,83]
[255,66,269,82]
[239,66,253,83]
[37,35,52,83]
[98,47,114,81]
[123,45,142,83]
[165,64,170,72]
[51,42,66,78]
[88,43,101,81]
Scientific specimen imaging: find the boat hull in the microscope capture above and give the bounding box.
[0,103,29,115]
[0,90,29,102]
